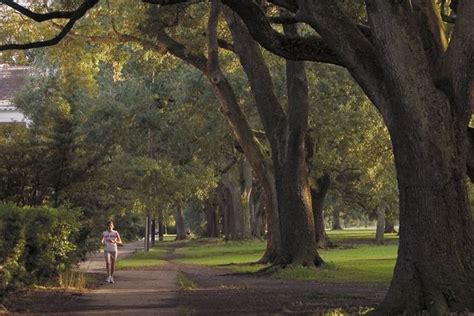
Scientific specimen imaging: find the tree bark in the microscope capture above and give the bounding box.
[158,209,164,241]
[250,186,265,238]
[227,180,242,240]
[239,158,252,239]
[174,206,186,240]
[218,186,232,241]
[207,1,474,310]
[377,117,474,314]
[225,11,322,266]
[138,4,282,261]
[222,168,244,240]
[151,218,156,247]
[384,218,397,234]
[144,215,150,252]
[204,197,219,238]
[207,4,282,261]
[311,174,331,248]
[375,207,385,245]
[364,2,474,313]
[332,211,343,230]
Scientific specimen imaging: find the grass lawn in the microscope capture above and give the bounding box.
[174,239,266,267]
[117,247,168,269]
[276,244,397,283]
[327,229,399,244]
[119,229,398,283]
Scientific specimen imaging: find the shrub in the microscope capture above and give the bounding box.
[0,204,81,298]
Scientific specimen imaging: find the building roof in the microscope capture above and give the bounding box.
[0,65,30,124]
[0,64,30,102]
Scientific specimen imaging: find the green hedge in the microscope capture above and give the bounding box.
[0,204,81,297]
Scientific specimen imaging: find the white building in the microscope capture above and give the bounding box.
[0,64,29,124]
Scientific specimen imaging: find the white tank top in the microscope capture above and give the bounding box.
[103,230,119,252]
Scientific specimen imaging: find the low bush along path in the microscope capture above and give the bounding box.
[6,238,389,315]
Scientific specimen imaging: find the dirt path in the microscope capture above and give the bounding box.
[6,241,388,315]
[7,241,179,315]
[70,241,178,316]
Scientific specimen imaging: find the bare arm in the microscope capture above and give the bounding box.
[116,232,123,245]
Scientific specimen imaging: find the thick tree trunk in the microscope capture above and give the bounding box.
[226,13,321,266]
[375,207,385,245]
[239,158,252,239]
[224,171,243,240]
[384,218,397,234]
[250,187,265,238]
[377,123,474,314]
[218,186,232,241]
[201,1,474,311]
[466,127,474,182]
[174,206,186,240]
[206,6,282,259]
[332,211,343,230]
[151,5,281,262]
[204,198,219,238]
[364,3,474,313]
[311,174,331,248]
[270,23,320,266]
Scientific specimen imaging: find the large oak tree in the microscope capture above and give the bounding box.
[2,0,474,314]
[207,1,474,314]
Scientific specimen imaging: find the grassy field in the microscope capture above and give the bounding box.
[116,247,168,269]
[119,229,398,283]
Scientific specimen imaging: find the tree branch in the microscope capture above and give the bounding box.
[0,0,99,51]
[440,0,457,23]
[207,0,222,84]
[217,38,234,52]
[267,0,298,12]
[221,0,342,65]
[294,0,386,111]
[0,0,82,21]
[223,7,286,143]
[142,0,198,4]
[156,29,208,73]
[442,1,474,114]
[268,15,298,24]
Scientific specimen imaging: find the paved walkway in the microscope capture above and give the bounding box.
[61,240,179,315]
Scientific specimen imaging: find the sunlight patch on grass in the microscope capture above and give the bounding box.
[145,230,398,283]
[175,239,265,266]
[273,245,397,283]
[327,229,398,244]
[171,236,397,283]
[117,248,167,269]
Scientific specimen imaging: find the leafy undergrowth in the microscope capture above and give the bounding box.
[58,270,87,290]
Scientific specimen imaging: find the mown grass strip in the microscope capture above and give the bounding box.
[172,230,398,283]
[117,230,398,283]
[117,248,167,269]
